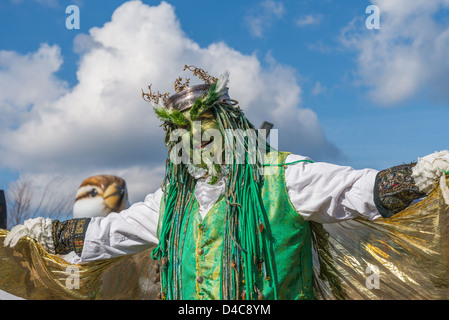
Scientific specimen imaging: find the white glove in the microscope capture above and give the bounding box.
[4,217,55,253]
[412,150,449,204]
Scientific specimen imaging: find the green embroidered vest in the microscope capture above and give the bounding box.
[157,152,314,300]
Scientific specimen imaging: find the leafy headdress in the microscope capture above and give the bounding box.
[143,66,277,300]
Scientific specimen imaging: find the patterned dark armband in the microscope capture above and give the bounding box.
[52,218,91,256]
[373,163,427,218]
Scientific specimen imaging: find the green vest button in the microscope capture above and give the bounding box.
[196,276,203,283]
[197,248,204,255]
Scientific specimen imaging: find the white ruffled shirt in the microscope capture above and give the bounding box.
[75,154,380,264]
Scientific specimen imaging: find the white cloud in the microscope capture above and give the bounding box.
[10,0,59,6]
[245,0,285,38]
[341,0,449,106]
[311,81,326,95]
[295,14,323,27]
[0,1,342,210]
[35,0,59,6]
[0,44,68,129]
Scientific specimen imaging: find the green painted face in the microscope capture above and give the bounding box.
[177,109,224,172]
[181,109,219,135]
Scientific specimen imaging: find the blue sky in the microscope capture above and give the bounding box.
[0,0,448,218]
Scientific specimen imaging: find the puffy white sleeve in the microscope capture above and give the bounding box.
[78,188,162,262]
[284,154,381,224]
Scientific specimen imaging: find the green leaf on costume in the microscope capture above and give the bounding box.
[154,106,189,126]
[204,81,218,105]
[154,106,172,121]
[169,110,189,126]
[189,99,203,121]
[209,175,218,185]
[190,82,220,121]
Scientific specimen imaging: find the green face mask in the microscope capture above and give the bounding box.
[151,73,231,183]
[176,109,225,183]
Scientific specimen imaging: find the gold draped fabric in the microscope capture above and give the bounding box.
[312,177,449,300]
[0,233,160,299]
[0,177,449,300]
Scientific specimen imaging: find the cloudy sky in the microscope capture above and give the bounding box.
[1,0,448,221]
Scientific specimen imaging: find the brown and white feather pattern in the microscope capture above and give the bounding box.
[73,175,130,218]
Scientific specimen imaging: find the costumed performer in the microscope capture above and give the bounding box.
[3,66,449,300]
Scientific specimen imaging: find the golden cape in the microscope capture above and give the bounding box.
[1,179,449,300]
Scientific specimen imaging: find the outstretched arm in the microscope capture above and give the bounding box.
[284,154,426,223]
[79,188,162,262]
[4,188,163,263]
